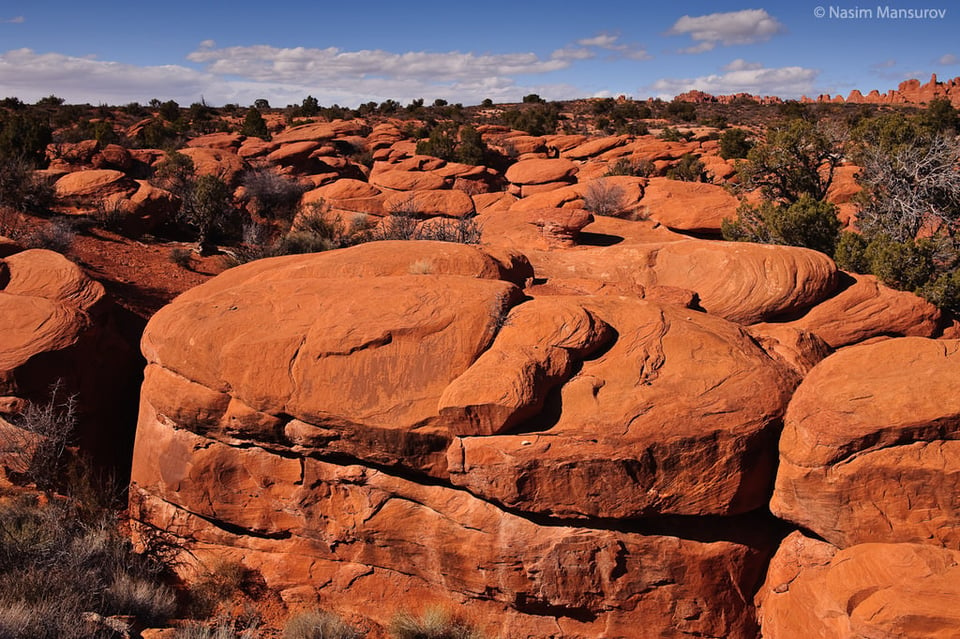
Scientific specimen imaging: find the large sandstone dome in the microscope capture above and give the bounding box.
[129,235,956,638]
[131,239,817,637]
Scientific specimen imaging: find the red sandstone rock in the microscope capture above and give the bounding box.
[54,169,137,200]
[772,272,941,348]
[504,158,578,185]
[561,135,630,160]
[521,240,838,324]
[92,144,134,172]
[383,189,475,218]
[131,424,772,639]
[472,191,516,213]
[756,531,960,638]
[448,297,798,518]
[308,178,382,201]
[178,147,245,185]
[271,120,369,145]
[526,208,594,247]
[103,180,179,233]
[186,132,244,150]
[0,248,139,468]
[745,324,831,376]
[771,337,960,549]
[368,169,446,191]
[640,177,739,233]
[439,298,612,436]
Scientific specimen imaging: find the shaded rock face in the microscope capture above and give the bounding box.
[0,248,143,474]
[131,240,799,637]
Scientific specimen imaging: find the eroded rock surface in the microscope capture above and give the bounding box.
[756,531,960,639]
[771,337,960,549]
[132,240,802,637]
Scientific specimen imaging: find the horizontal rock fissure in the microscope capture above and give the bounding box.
[220,438,786,546]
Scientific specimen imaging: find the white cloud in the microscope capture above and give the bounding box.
[578,34,620,48]
[0,44,591,107]
[668,9,784,53]
[723,59,764,72]
[187,44,570,84]
[0,48,215,104]
[939,54,959,65]
[871,59,897,69]
[647,64,819,99]
[551,47,595,61]
[1,16,24,24]
[573,32,651,60]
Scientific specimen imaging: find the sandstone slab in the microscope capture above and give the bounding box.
[771,337,960,549]
[756,531,960,639]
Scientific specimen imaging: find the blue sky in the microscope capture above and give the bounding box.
[0,1,957,106]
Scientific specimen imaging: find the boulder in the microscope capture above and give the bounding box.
[369,170,446,191]
[0,249,141,469]
[561,135,630,160]
[103,180,178,234]
[640,177,739,233]
[523,240,839,325]
[448,297,799,519]
[271,120,369,145]
[186,132,244,150]
[526,208,594,247]
[131,423,773,639]
[756,531,960,639]
[769,272,941,348]
[178,147,246,186]
[92,144,134,172]
[504,159,578,185]
[383,189,475,218]
[771,337,960,549]
[54,169,137,201]
[308,178,382,201]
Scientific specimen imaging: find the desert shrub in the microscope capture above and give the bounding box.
[0,155,55,213]
[721,195,841,256]
[667,153,705,182]
[103,572,177,625]
[665,99,697,122]
[284,610,363,639]
[174,618,258,639]
[10,217,76,253]
[0,111,52,167]
[93,198,127,233]
[922,97,959,134]
[739,118,844,203]
[656,127,684,142]
[855,135,960,242]
[416,123,458,161]
[241,168,308,220]
[605,158,655,178]
[158,100,181,122]
[417,216,482,244]
[5,382,77,491]
[456,125,487,166]
[718,128,753,160]
[388,607,483,639]
[500,103,560,136]
[582,180,629,217]
[240,108,270,140]
[0,496,177,638]
[184,559,248,619]
[180,174,236,245]
[169,247,193,269]
[848,132,960,312]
